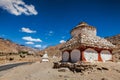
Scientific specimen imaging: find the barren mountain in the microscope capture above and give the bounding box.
[0,38,39,55]
[105,34,120,48]
[39,44,64,57]
[105,34,120,62]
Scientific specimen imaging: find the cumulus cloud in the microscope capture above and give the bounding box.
[25,41,34,44]
[35,45,41,48]
[34,45,47,50]
[22,36,42,42]
[21,27,36,33]
[0,0,38,16]
[60,40,66,43]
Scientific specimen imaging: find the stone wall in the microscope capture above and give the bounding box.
[80,34,115,49]
[71,27,96,37]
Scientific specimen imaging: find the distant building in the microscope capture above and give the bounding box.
[42,51,49,62]
[60,22,116,63]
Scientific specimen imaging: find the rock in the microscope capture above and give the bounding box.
[64,79,69,80]
[9,57,14,61]
[48,71,50,73]
[60,62,69,68]
[87,71,90,74]
[97,67,102,70]
[115,69,120,73]
[64,75,70,78]
[68,63,98,73]
[58,68,69,72]
[75,68,82,72]
[53,62,60,69]
[101,67,109,70]
[20,54,26,58]
[101,78,108,80]
[59,75,63,77]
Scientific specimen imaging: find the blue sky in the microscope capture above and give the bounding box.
[0,0,120,49]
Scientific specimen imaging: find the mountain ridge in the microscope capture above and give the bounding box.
[0,37,39,55]
[0,34,120,61]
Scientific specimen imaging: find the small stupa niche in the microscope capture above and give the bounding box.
[42,51,49,62]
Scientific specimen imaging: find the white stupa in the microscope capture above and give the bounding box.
[42,51,49,62]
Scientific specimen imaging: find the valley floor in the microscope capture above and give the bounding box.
[0,59,120,80]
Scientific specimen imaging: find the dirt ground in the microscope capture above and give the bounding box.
[0,55,40,65]
[0,59,120,80]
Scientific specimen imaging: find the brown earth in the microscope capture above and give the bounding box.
[0,38,40,64]
[0,59,120,80]
[105,34,120,62]
[39,44,63,57]
[0,55,40,65]
[0,38,39,55]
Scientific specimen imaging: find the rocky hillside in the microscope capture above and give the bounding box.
[105,34,120,62]
[39,44,63,57]
[105,34,120,47]
[0,38,39,55]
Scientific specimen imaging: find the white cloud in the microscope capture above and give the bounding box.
[48,30,54,36]
[35,45,41,48]
[0,0,38,16]
[34,45,47,50]
[21,27,36,33]
[60,40,66,43]
[42,45,47,49]
[25,41,34,44]
[45,30,54,37]
[22,36,42,42]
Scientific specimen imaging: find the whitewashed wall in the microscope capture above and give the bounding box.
[62,51,69,62]
[71,49,80,63]
[71,27,96,37]
[84,48,98,62]
[42,53,49,62]
[100,50,112,62]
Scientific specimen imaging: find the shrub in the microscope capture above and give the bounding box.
[9,57,14,61]
[20,54,26,58]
